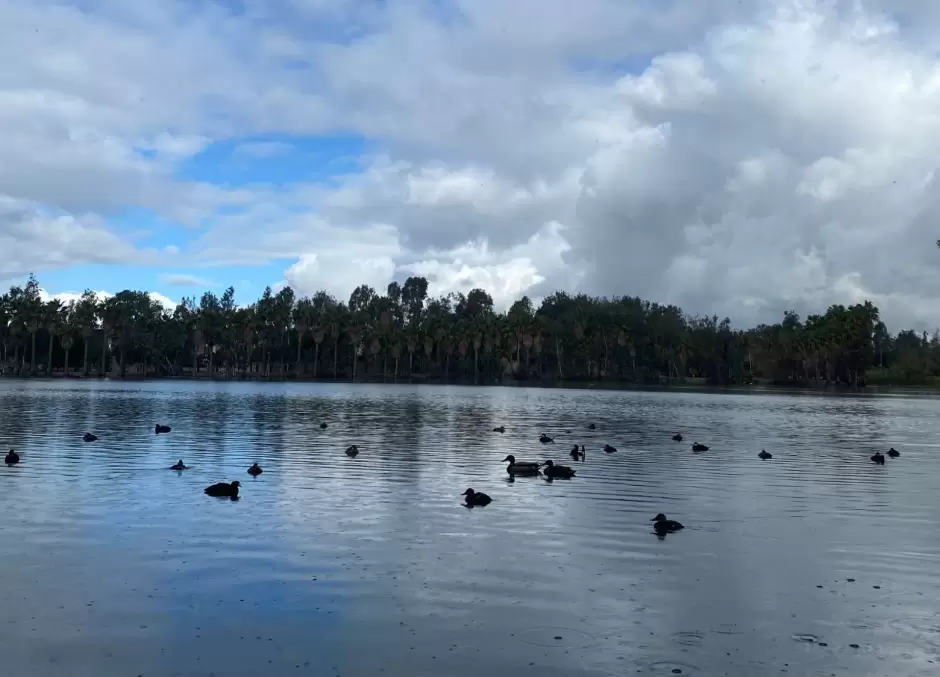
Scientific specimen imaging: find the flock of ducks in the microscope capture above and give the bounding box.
[3,422,904,535]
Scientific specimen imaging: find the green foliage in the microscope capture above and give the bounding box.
[0,274,933,386]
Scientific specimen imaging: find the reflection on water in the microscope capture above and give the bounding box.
[1,380,939,676]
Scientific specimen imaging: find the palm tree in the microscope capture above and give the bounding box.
[43,299,64,375]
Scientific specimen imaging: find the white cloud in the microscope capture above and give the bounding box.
[5,0,940,329]
[39,288,177,310]
[158,273,216,287]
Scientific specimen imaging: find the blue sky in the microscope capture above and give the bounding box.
[5,0,940,329]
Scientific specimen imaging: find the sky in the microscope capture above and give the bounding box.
[4,0,940,329]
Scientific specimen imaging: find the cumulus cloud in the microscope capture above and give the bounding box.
[5,0,940,329]
[38,288,177,311]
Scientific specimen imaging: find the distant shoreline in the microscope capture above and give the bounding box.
[1,371,937,393]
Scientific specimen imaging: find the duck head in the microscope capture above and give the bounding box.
[651,513,667,523]
[502,455,516,464]
[462,488,476,498]
[543,460,554,467]
[231,481,241,488]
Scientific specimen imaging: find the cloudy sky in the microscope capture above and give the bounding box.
[3,0,940,329]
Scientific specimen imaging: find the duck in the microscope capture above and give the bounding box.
[5,449,19,465]
[652,513,684,533]
[502,455,541,475]
[154,424,171,434]
[462,488,492,506]
[493,426,506,433]
[604,444,617,453]
[170,460,188,470]
[588,423,596,430]
[887,447,900,458]
[320,422,328,429]
[871,451,885,465]
[205,481,240,497]
[539,434,554,444]
[543,460,576,478]
[247,463,263,476]
[672,433,683,442]
[345,445,359,457]
[83,433,98,443]
[692,442,709,452]
[758,450,772,460]
[569,444,585,461]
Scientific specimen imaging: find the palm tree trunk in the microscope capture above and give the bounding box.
[383,352,388,382]
[394,357,399,383]
[47,336,54,376]
[208,349,214,378]
[63,349,70,378]
[408,351,414,383]
[100,333,107,377]
[473,347,479,385]
[83,340,90,376]
[333,339,339,379]
[119,345,125,378]
[296,337,303,376]
[313,344,320,379]
[30,332,37,375]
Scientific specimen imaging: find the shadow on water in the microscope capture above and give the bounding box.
[1,379,939,676]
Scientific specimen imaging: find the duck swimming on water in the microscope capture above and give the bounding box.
[345,445,359,457]
[493,426,506,433]
[652,513,684,534]
[320,422,328,429]
[83,433,98,443]
[543,460,576,478]
[247,463,263,476]
[205,481,240,497]
[462,488,492,506]
[570,445,585,461]
[604,444,617,453]
[692,442,709,452]
[887,447,900,458]
[5,449,19,465]
[588,423,596,430]
[758,450,772,460]
[539,434,554,444]
[155,424,171,434]
[502,455,540,475]
[871,451,885,465]
[672,433,683,442]
[170,460,188,470]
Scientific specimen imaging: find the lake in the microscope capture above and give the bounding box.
[0,380,938,677]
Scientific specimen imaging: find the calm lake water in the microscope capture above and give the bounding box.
[1,380,939,677]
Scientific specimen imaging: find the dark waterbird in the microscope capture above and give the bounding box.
[543,460,576,478]
[247,463,263,476]
[539,434,554,444]
[672,433,683,442]
[462,488,492,506]
[205,481,240,498]
[887,447,900,458]
[603,444,617,453]
[871,451,885,465]
[570,444,585,461]
[345,445,359,457]
[758,450,773,460]
[652,513,684,534]
[588,423,596,430]
[154,424,171,434]
[692,442,709,452]
[320,422,328,429]
[5,449,19,465]
[493,426,506,433]
[170,460,188,470]
[83,433,98,443]
[502,455,540,475]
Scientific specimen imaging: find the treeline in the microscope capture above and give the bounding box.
[0,274,936,387]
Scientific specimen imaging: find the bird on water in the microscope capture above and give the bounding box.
[887,448,900,458]
[5,449,19,465]
[247,463,263,476]
[871,451,885,465]
[83,433,98,443]
[692,442,709,452]
[170,460,188,470]
[462,488,492,506]
[542,460,576,478]
[758,450,772,460]
[205,481,240,498]
[155,424,171,434]
[652,513,684,534]
[345,445,359,457]
[502,455,540,475]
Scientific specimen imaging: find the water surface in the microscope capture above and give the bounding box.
[1,380,939,676]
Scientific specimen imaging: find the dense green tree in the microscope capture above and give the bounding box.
[0,273,936,386]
